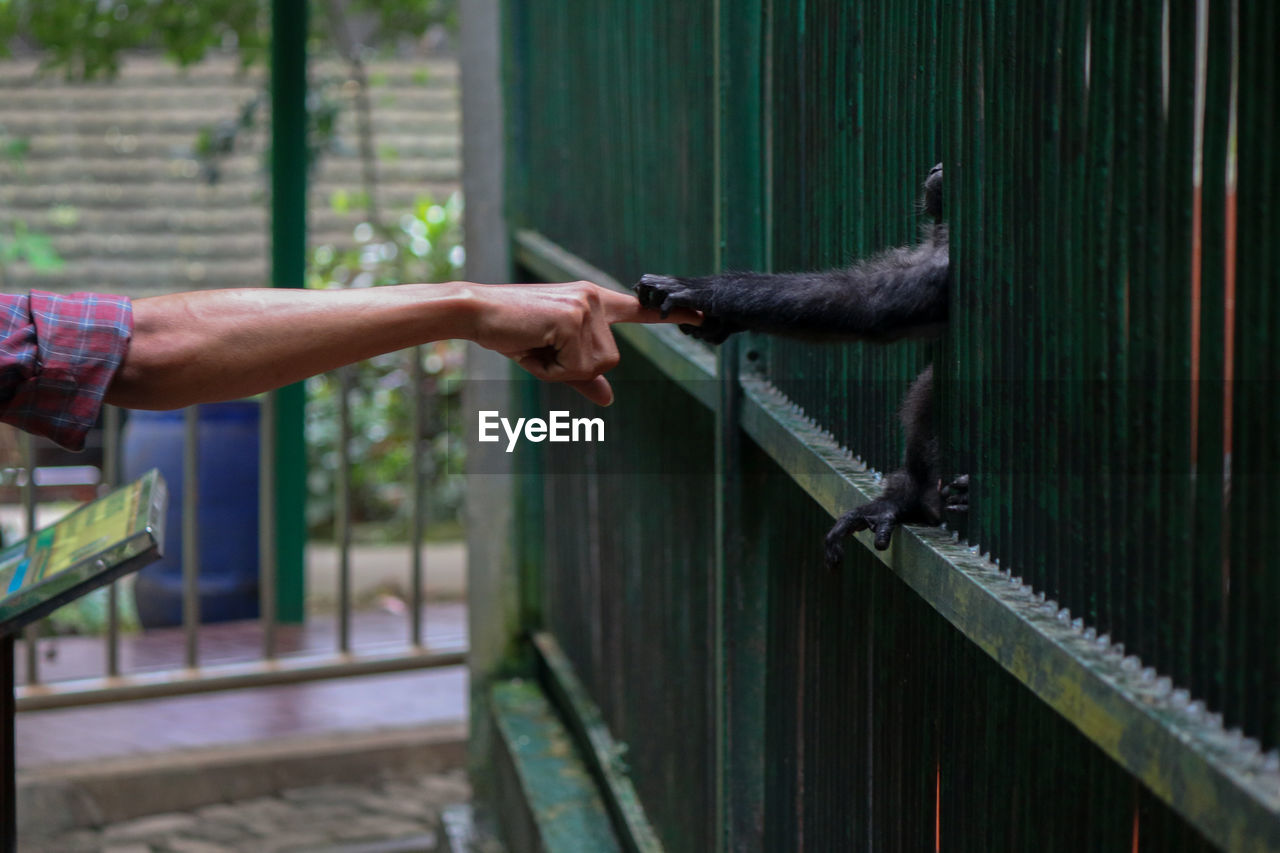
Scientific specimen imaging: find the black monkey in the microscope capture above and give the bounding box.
[634,163,966,568]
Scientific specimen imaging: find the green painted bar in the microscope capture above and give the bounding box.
[269,0,307,622]
[1235,0,1280,752]
[713,0,768,848]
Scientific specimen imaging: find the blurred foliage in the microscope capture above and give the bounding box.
[305,192,466,541]
[0,0,455,80]
[333,0,456,51]
[0,219,62,273]
[0,125,65,283]
[0,0,268,79]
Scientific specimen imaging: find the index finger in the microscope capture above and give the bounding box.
[597,286,703,327]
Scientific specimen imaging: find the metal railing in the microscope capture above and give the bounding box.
[8,355,466,712]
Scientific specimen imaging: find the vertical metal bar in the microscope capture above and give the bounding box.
[1,633,15,853]
[270,0,309,625]
[713,0,768,847]
[410,347,425,647]
[20,433,36,687]
[102,406,121,677]
[337,367,352,654]
[183,406,200,668]
[260,392,278,660]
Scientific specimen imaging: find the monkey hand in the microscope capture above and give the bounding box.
[634,274,741,344]
[824,499,905,568]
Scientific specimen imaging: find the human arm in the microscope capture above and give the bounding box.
[105,280,699,410]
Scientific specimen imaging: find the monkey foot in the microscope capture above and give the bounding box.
[825,499,905,569]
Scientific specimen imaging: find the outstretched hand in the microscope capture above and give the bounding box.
[467,281,702,406]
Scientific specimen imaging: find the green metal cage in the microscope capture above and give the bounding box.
[472,1,1280,850]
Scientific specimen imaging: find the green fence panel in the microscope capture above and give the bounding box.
[941,0,1280,755]
[490,0,1280,849]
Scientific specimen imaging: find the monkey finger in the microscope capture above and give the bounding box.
[602,286,703,327]
[633,275,671,310]
[657,292,694,320]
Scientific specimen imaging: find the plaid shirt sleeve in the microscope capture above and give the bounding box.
[0,291,133,451]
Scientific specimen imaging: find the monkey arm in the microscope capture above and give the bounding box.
[634,225,949,344]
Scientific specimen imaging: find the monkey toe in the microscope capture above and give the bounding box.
[940,474,969,514]
[825,503,901,565]
[824,537,846,571]
[851,501,902,550]
[824,516,858,570]
[872,520,898,550]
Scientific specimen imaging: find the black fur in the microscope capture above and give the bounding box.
[822,366,967,565]
[634,163,964,567]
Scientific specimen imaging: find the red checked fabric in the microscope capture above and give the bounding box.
[0,291,133,450]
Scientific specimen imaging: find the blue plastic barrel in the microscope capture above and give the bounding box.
[123,401,260,627]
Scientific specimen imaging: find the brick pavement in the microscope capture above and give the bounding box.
[22,770,476,853]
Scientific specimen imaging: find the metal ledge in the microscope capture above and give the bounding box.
[16,643,466,711]
[531,631,663,853]
[512,229,1280,852]
[491,679,622,853]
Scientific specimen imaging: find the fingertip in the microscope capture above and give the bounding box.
[608,290,703,327]
[569,376,614,407]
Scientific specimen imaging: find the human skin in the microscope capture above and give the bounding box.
[105,280,700,409]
